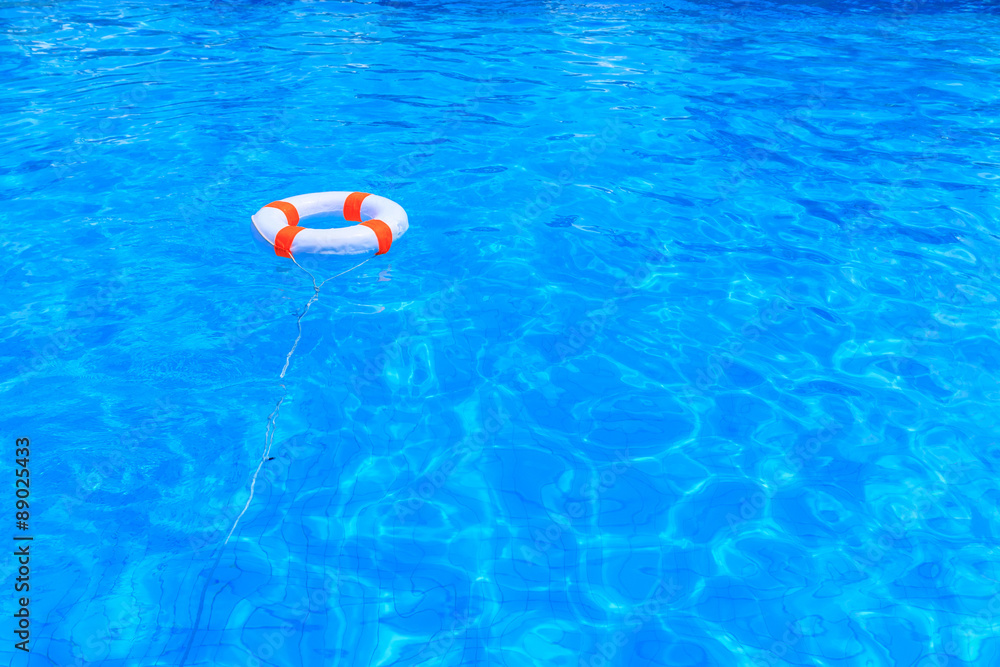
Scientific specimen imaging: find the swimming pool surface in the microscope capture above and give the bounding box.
[3,0,1000,665]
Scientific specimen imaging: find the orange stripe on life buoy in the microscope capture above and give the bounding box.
[343,192,370,223]
[265,200,300,226]
[274,225,306,258]
[360,219,392,255]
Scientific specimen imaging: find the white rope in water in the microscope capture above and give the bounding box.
[181,255,374,667]
[223,255,373,546]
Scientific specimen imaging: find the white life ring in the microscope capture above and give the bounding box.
[250,191,408,258]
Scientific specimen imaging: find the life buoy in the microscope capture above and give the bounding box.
[250,191,408,258]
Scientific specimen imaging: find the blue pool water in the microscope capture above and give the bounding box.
[3,0,1000,665]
